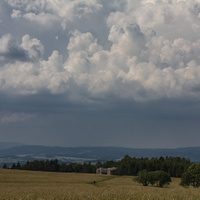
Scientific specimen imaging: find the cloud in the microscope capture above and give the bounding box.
[0,112,35,124]
[21,34,44,60]
[0,34,27,62]
[11,9,21,18]
[8,0,102,29]
[1,0,200,104]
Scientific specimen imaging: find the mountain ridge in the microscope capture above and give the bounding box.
[0,144,200,166]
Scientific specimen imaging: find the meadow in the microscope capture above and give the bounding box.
[0,169,200,200]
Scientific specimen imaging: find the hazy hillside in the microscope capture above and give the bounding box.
[0,142,24,150]
[0,144,200,166]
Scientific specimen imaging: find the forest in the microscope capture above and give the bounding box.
[3,155,191,178]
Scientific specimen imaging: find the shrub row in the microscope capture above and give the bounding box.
[134,170,171,187]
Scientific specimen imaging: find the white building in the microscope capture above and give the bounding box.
[96,167,117,175]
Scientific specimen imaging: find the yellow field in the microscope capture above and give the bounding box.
[0,169,200,200]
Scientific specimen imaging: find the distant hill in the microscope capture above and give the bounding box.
[0,144,200,166]
[0,142,24,149]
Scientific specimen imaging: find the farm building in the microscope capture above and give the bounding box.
[96,167,117,175]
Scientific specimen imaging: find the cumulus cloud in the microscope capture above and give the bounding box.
[8,0,102,29]
[21,34,44,60]
[0,34,27,62]
[1,0,200,103]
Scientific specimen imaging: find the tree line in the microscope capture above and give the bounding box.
[101,155,191,177]
[2,155,191,178]
[3,159,96,173]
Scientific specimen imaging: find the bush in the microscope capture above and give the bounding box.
[180,163,200,188]
[180,171,192,187]
[153,171,171,187]
[134,170,149,186]
[134,170,171,187]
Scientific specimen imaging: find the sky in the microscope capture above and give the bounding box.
[0,0,200,148]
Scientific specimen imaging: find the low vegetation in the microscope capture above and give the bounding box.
[1,169,200,200]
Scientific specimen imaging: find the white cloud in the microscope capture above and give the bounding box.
[21,34,44,60]
[23,12,58,26]
[0,34,12,55]
[11,9,22,18]
[1,0,200,103]
[7,0,102,29]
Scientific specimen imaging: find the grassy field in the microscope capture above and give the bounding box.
[0,169,200,200]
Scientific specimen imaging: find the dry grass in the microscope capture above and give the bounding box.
[0,169,200,200]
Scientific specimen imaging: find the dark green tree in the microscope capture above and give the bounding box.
[2,163,8,169]
[11,163,16,169]
[180,171,192,187]
[134,170,149,186]
[153,171,171,187]
[148,171,156,186]
[16,162,21,170]
[135,170,171,187]
[96,160,102,168]
[190,164,200,188]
